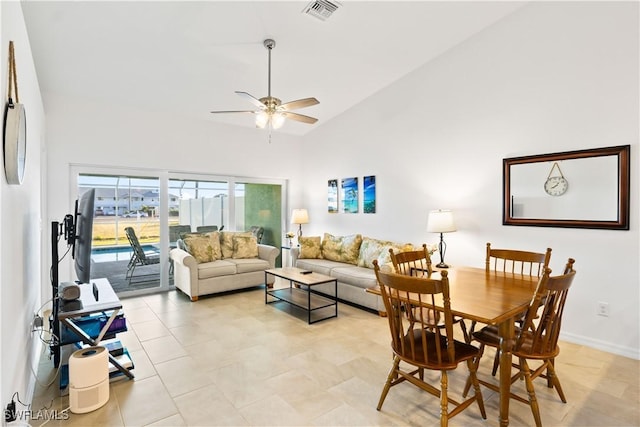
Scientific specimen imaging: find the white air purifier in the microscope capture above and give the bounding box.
[69,346,109,413]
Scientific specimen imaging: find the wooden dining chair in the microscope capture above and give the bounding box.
[390,244,469,342]
[469,243,552,368]
[373,260,486,426]
[467,261,576,427]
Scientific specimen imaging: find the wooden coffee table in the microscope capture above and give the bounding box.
[265,267,338,324]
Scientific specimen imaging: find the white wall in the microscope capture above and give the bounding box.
[1,0,46,414]
[297,2,639,359]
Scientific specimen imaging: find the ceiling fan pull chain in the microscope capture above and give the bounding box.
[7,41,19,106]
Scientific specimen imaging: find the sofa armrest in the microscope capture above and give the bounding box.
[258,244,279,268]
[290,246,300,266]
[170,248,199,299]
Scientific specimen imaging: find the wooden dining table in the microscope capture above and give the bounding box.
[368,265,539,427]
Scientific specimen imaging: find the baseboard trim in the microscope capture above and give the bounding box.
[560,331,639,360]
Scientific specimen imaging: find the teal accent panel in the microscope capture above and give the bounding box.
[244,184,283,267]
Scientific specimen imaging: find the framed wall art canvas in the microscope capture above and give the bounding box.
[341,177,358,213]
[363,175,376,213]
[328,179,338,213]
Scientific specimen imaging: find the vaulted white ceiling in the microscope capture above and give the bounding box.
[22,1,526,135]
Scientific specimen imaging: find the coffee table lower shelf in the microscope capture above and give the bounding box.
[265,268,338,324]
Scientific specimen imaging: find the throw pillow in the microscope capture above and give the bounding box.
[220,231,252,258]
[183,234,214,263]
[298,236,322,259]
[232,235,259,259]
[321,233,363,265]
[378,242,415,269]
[204,231,222,260]
[357,237,396,269]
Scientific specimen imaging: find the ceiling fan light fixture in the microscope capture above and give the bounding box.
[255,111,269,128]
[271,112,286,129]
[210,38,319,135]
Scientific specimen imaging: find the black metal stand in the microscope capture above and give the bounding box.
[436,232,449,268]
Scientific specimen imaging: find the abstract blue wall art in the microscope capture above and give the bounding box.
[363,175,376,213]
[341,177,358,213]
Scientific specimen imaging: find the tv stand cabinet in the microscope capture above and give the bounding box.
[55,278,134,380]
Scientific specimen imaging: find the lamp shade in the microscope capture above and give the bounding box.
[291,209,309,225]
[427,209,456,233]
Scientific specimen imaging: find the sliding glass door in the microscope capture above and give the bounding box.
[78,173,165,295]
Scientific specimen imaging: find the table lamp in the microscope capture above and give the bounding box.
[291,209,309,239]
[427,209,456,268]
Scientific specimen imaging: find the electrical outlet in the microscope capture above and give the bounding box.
[597,301,610,317]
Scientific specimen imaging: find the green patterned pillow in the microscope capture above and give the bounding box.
[220,231,252,258]
[232,235,259,259]
[357,237,394,268]
[357,237,414,269]
[378,242,415,269]
[183,234,214,263]
[298,236,322,259]
[204,231,222,260]
[321,233,363,265]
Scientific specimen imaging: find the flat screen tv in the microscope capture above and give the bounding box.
[73,188,95,283]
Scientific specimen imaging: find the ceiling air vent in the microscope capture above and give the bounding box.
[302,0,340,21]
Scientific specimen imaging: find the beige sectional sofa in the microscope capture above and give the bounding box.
[290,233,423,315]
[170,230,279,301]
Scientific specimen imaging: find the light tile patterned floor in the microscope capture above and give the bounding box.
[31,287,639,426]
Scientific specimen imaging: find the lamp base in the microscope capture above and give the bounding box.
[436,262,449,269]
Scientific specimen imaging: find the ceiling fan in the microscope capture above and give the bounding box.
[210,39,319,130]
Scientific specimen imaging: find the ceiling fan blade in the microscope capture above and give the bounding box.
[279,97,319,111]
[282,111,318,124]
[210,110,256,114]
[235,91,266,108]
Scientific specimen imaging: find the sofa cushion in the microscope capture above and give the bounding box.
[298,236,322,259]
[220,231,252,258]
[197,260,237,279]
[228,257,271,274]
[232,235,259,259]
[295,258,349,276]
[330,265,379,290]
[321,233,363,265]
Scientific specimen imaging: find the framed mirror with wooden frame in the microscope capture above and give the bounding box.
[503,145,630,230]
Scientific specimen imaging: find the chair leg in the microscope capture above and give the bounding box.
[520,358,542,427]
[463,343,485,397]
[491,348,500,376]
[459,319,469,343]
[545,359,567,403]
[466,358,487,419]
[547,357,555,388]
[126,263,137,284]
[377,356,400,410]
[440,370,449,427]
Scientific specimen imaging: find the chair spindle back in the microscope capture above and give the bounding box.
[486,242,551,276]
[389,244,433,276]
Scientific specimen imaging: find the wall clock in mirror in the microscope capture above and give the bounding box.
[544,162,567,196]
